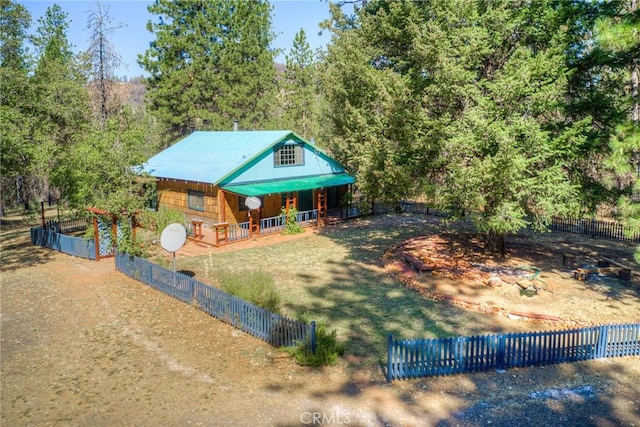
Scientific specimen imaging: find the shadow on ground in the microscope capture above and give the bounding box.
[1,216,57,271]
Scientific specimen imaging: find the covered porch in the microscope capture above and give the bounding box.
[187,207,325,247]
[189,174,355,246]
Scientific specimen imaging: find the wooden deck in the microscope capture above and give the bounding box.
[186,209,347,248]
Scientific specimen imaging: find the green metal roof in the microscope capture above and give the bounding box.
[221,173,355,197]
[139,131,292,183]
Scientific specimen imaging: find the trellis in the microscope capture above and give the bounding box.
[86,207,137,260]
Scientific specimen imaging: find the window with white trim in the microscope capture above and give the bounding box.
[274,144,304,166]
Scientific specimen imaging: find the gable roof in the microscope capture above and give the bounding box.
[139,130,294,184]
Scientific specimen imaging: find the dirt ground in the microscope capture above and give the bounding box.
[383,230,640,326]
[2,213,640,426]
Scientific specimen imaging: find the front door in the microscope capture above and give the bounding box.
[327,186,340,209]
[298,190,313,212]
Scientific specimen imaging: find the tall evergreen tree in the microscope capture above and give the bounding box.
[0,0,32,213]
[139,0,277,142]
[280,29,321,139]
[30,4,91,204]
[596,1,640,260]
[324,0,593,255]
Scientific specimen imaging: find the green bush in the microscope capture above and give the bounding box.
[285,323,344,367]
[137,207,186,237]
[281,207,304,235]
[218,270,281,313]
[116,228,147,257]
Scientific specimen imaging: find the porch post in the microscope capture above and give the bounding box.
[219,189,226,223]
[257,207,262,235]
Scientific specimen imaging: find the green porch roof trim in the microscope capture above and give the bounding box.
[221,173,355,197]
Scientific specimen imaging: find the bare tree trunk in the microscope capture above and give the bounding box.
[86,2,123,125]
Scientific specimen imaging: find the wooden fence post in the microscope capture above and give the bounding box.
[40,201,45,228]
[93,216,100,261]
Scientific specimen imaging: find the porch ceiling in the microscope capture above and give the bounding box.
[221,173,355,197]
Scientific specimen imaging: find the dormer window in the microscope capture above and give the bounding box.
[274,143,304,166]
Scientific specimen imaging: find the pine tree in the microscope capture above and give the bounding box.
[596,1,640,261]
[139,0,277,142]
[0,0,33,213]
[30,4,91,204]
[323,0,594,256]
[280,29,321,139]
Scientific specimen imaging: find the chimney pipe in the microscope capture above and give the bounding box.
[233,120,238,131]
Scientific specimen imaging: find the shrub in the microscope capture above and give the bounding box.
[281,206,304,235]
[285,322,344,367]
[137,207,186,237]
[112,217,148,257]
[218,270,281,313]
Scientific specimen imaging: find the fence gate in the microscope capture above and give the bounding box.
[96,215,114,259]
[87,207,135,260]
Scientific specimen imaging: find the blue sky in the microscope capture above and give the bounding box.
[19,0,334,79]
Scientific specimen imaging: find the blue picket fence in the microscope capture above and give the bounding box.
[30,226,96,260]
[115,253,314,349]
[387,323,640,382]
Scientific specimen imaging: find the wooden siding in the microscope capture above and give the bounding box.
[156,179,350,228]
[223,192,246,223]
[222,192,283,224]
[263,194,283,217]
[157,179,220,223]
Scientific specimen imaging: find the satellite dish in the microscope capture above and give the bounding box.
[160,223,187,253]
[245,196,262,210]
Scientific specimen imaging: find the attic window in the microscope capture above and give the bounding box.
[274,144,304,166]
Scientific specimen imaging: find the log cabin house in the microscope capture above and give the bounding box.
[139,130,355,243]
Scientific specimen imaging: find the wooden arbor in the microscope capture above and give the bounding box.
[86,207,138,260]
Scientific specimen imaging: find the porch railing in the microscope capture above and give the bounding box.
[227,222,250,242]
[224,209,318,243]
[260,215,285,235]
[296,209,318,226]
